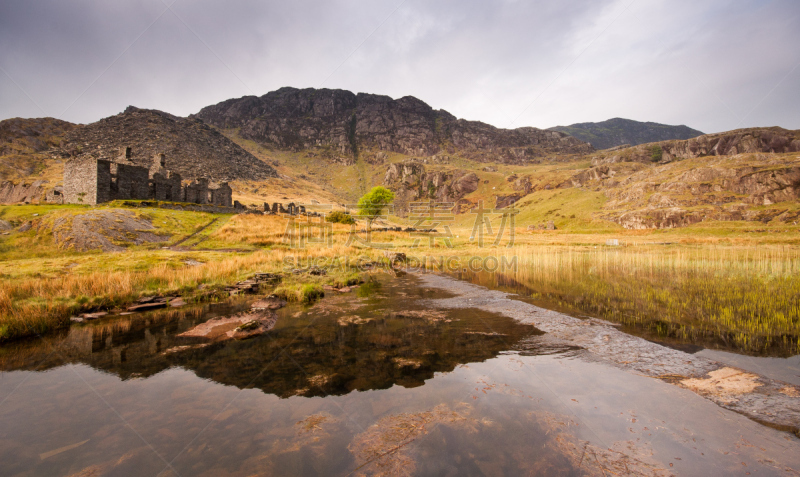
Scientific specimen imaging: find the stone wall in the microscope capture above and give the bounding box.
[111,163,149,201]
[64,156,104,204]
[151,171,182,202]
[265,202,309,215]
[184,178,209,204]
[209,182,232,207]
[45,187,64,204]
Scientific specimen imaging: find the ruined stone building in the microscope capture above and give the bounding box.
[266,202,306,215]
[63,147,232,207]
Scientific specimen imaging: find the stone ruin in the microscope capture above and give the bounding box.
[264,202,307,215]
[63,147,232,207]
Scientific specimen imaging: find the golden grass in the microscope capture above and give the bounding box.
[454,245,800,354]
[3,211,800,354]
[0,243,376,341]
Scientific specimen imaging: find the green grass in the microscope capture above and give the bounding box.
[0,203,89,222]
[272,270,366,303]
[449,186,620,232]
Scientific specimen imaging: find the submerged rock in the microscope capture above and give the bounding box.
[251,295,287,310]
[178,309,277,341]
[127,302,168,312]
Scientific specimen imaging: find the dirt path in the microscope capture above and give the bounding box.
[417,272,800,437]
[170,217,218,248]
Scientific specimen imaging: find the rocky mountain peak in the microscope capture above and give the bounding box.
[193,87,594,164]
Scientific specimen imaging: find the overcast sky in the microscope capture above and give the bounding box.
[1,0,798,133]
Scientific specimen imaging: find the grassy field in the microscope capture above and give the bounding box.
[1,203,799,354]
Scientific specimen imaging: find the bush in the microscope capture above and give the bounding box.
[326,211,355,225]
[650,145,663,162]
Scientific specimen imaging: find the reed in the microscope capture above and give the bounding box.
[3,210,799,353]
[462,245,800,354]
[0,244,378,341]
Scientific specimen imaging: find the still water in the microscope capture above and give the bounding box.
[1,274,799,476]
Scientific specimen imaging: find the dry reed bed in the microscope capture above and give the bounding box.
[455,245,800,353]
[3,212,799,351]
[0,244,370,341]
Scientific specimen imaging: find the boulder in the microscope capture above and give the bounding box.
[495,193,521,209]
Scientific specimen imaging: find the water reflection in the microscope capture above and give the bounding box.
[2,275,800,476]
[0,275,541,398]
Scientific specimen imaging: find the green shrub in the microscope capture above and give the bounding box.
[650,145,663,162]
[326,211,356,225]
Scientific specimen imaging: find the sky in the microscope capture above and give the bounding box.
[1,0,798,134]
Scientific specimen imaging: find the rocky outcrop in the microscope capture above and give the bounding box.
[194,87,594,163]
[0,180,50,203]
[511,176,532,194]
[591,127,800,165]
[527,221,556,230]
[383,161,479,214]
[585,156,800,229]
[569,162,648,188]
[604,164,800,209]
[613,208,705,229]
[549,118,703,150]
[495,193,522,209]
[59,106,277,182]
[609,205,800,229]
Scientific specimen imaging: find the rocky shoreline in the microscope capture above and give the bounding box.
[67,272,285,325]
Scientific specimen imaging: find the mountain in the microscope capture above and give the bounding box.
[548,118,703,150]
[2,93,798,231]
[193,87,594,164]
[59,106,277,181]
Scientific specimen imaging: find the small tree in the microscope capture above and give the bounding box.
[650,145,663,162]
[357,186,395,228]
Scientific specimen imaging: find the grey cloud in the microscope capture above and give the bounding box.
[1,0,798,133]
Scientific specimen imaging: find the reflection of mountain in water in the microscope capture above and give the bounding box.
[0,277,541,398]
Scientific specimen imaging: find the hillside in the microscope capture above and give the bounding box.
[0,117,79,185]
[589,126,800,164]
[193,87,594,165]
[60,106,278,182]
[549,118,703,150]
[1,95,798,231]
[218,120,800,230]
[0,117,79,157]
